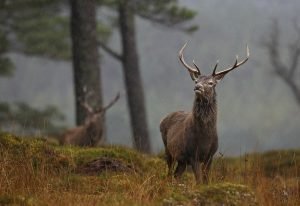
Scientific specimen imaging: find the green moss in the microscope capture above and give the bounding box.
[57,145,165,174]
[160,183,257,206]
[0,195,34,206]
[0,133,266,205]
[195,183,257,205]
[0,133,164,175]
[0,133,75,172]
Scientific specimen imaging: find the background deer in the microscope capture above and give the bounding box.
[61,92,120,146]
[160,43,249,184]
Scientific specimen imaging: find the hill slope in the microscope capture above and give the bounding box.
[1,0,300,154]
[1,134,299,205]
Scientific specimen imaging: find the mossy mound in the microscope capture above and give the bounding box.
[196,183,257,206]
[0,133,261,206]
[0,133,74,173]
[0,133,163,175]
[162,183,257,206]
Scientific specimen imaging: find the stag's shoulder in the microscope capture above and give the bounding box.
[160,111,190,131]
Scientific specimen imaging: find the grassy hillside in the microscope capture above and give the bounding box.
[0,133,299,205]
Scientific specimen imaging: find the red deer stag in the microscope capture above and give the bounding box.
[61,93,120,146]
[160,43,249,184]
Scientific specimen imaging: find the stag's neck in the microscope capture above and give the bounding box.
[192,95,217,125]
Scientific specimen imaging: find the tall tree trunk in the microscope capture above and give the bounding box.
[119,1,151,153]
[70,0,105,145]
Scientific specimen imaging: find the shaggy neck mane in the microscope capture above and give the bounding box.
[192,94,217,123]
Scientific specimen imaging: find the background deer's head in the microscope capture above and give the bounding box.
[81,91,120,125]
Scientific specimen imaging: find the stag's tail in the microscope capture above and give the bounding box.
[160,117,168,147]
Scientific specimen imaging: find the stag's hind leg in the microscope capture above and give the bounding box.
[165,150,175,176]
[174,161,186,179]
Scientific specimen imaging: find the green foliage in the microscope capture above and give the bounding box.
[0,0,70,61]
[99,0,198,32]
[15,15,71,60]
[0,57,14,76]
[0,0,113,62]
[97,0,119,7]
[0,102,66,135]
[0,25,14,76]
[134,0,198,32]
[96,22,112,42]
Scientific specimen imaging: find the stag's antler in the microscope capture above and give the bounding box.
[81,102,94,114]
[95,92,120,113]
[212,45,250,78]
[80,87,95,114]
[179,43,201,81]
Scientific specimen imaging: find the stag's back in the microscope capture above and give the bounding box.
[60,119,103,146]
[160,111,192,157]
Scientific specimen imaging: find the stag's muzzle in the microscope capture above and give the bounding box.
[194,84,204,94]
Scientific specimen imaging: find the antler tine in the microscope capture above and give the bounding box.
[80,87,95,114]
[81,102,93,114]
[95,92,120,113]
[192,60,201,74]
[178,43,201,80]
[213,45,250,76]
[212,60,219,75]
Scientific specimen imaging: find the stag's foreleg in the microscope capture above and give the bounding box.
[191,161,202,184]
[191,159,213,184]
[202,158,212,184]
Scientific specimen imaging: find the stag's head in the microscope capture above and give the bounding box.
[179,43,249,99]
[81,92,120,125]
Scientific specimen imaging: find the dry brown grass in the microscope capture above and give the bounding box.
[0,133,299,205]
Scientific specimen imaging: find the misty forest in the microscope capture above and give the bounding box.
[0,0,300,205]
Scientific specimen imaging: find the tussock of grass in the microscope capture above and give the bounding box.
[0,133,299,205]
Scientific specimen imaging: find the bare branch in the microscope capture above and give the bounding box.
[98,41,123,62]
[263,19,300,105]
[288,20,300,77]
[264,20,287,73]
[293,19,300,34]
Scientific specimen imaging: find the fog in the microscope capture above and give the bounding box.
[1,0,300,155]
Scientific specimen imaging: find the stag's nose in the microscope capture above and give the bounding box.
[195,84,204,91]
[194,84,204,92]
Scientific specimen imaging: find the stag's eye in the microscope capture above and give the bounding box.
[208,81,215,86]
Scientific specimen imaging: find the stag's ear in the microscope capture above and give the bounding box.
[213,72,227,82]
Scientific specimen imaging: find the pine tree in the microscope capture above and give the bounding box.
[0,0,112,140]
[99,0,197,153]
